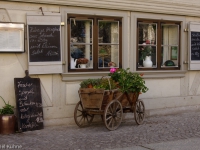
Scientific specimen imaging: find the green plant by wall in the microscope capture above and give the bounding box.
[0,96,14,115]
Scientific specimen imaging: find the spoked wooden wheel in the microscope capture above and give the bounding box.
[104,100,123,131]
[134,99,145,125]
[74,101,94,127]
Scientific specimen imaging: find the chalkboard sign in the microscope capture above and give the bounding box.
[28,25,61,62]
[191,31,200,60]
[14,76,44,132]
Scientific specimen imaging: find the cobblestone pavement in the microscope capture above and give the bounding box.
[1,110,200,150]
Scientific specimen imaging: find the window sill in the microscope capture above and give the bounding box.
[61,72,109,81]
[137,70,187,78]
[61,70,187,81]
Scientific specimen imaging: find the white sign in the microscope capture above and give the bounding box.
[0,23,24,52]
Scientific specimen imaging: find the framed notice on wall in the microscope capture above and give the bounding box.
[0,23,24,52]
[188,22,200,70]
[27,13,62,74]
[28,25,61,62]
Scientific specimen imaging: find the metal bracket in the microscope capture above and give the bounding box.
[61,22,65,26]
[39,7,44,16]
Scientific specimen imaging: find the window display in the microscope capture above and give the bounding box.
[68,15,122,72]
[137,19,180,70]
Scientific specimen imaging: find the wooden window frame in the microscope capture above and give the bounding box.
[137,19,181,71]
[67,14,122,72]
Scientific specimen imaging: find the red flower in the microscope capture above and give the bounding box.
[140,73,144,76]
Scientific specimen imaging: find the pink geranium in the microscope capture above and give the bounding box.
[110,68,116,73]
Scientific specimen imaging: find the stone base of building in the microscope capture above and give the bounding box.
[43,105,200,127]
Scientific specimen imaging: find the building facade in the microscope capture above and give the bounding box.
[1,0,200,126]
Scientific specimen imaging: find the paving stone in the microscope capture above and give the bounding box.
[1,110,200,149]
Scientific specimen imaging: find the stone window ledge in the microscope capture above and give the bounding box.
[61,70,187,81]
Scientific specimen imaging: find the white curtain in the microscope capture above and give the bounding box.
[111,22,119,67]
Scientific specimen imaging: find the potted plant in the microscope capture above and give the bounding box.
[109,68,148,93]
[0,96,16,134]
[77,58,89,64]
[139,45,154,67]
[77,58,89,68]
[80,78,101,88]
[140,46,153,60]
[108,62,116,67]
[93,77,117,90]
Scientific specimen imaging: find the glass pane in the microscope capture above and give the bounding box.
[98,45,119,68]
[70,45,93,69]
[98,21,119,43]
[162,24,179,45]
[138,45,157,68]
[70,19,92,43]
[161,46,178,67]
[138,23,157,45]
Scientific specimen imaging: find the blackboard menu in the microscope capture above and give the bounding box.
[28,25,61,62]
[14,77,44,132]
[191,31,200,60]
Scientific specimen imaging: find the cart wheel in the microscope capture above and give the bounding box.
[134,99,145,125]
[104,100,123,131]
[74,101,94,127]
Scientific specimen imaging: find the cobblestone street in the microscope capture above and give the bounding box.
[1,110,200,150]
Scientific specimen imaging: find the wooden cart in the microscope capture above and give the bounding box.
[74,87,145,131]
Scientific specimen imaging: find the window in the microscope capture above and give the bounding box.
[137,19,180,70]
[68,14,122,72]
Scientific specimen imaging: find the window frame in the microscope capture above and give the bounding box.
[67,14,122,72]
[137,19,181,71]
[130,12,187,78]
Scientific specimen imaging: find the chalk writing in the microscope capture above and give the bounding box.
[46,50,59,56]
[28,25,61,62]
[22,122,39,129]
[191,32,200,60]
[20,107,29,113]
[17,81,32,88]
[14,78,44,132]
[31,49,43,55]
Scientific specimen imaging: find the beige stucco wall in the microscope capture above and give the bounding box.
[1,1,200,126]
[3,0,200,17]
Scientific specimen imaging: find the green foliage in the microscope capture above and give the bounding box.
[80,78,101,88]
[0,96,14,115]
[93,78,117,90]
[80,77,117,90]
[140,46,154,60]
[109,68,149,93]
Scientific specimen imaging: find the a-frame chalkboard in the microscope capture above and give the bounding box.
[14,70,44,132]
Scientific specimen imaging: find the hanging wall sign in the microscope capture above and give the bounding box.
[189,22,200,70]
[27,13,62,74]
[28,25,61,62]
[190,32,200,60]
[0,23,24,52]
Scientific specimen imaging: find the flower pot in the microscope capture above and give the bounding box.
[88,84,93,88]
[0,114,17,134]
[143,56,153,67]
[78,64,87,68]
